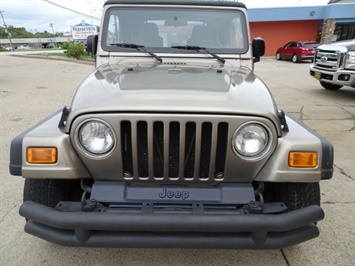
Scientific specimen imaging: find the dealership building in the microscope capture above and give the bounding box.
[248,0,355,56]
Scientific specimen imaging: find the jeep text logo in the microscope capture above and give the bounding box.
[158,188,189,200]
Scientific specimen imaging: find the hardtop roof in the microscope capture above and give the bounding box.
[104,0,246,9]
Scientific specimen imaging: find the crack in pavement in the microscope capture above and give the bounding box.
[334,164,354,181]
[340,106,355,118]
[281,249,290,266]
[0,201,21,223]
[302,118,355,121]
[299,106,304,121]
[322,201,354,205]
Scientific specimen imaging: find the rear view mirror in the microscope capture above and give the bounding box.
[87,35,98,57]
[165,18,188,26]
[252,37,265,63]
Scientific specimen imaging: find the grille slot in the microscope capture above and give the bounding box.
[314,49,341,71]
[120,120,228,181]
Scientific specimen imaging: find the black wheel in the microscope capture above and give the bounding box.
[276,52,281,60]
[292,54,299,63]
[23,179,81,207]
[272,182,320,211]
[320,81,343,90]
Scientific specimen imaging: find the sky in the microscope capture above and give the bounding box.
[1,0,330,34]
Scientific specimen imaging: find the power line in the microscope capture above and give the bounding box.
[42,0,100,21]
[1,11,30,21]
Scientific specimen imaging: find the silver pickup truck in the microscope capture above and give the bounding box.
[310,39,355,90]
[10,0,333,249]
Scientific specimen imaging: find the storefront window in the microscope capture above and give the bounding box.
[333,24,355,41]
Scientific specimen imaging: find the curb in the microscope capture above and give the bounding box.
[10,54,95,66]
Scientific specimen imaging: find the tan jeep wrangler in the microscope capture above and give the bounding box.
[10,0,333,249]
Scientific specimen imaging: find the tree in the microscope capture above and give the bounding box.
[0,26,56,39]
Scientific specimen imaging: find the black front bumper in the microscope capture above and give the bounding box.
[20,201,324,249]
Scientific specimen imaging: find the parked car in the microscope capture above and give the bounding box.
[276,41,319,63]
[17,45,31,50]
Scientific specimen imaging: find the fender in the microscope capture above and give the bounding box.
[9,109,90,179]
[255,113,333,182]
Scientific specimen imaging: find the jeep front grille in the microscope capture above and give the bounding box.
[314,49,344,71]
[120,120,228,181]
[71,114,279,183]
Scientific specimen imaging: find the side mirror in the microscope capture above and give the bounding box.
[87,35,98,57]
[252,37,265,63]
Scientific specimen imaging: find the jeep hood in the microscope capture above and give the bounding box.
[67,63,279,129]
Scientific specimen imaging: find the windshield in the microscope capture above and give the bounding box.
[101,6,248,53]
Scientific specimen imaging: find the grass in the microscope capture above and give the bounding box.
[32,50,94,61]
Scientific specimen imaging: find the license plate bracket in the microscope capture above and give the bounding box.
[314,72,321,80]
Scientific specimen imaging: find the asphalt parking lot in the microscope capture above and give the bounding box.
[0,54,354,266]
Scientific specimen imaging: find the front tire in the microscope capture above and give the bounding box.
[23,179,81,207]
[276,52,281,60]
[266,183,320,211]
[320,81,343,90]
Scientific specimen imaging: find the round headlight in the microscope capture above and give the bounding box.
[77,120,115,156]
[232,122,272,160]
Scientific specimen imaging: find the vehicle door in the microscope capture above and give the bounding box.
[283,42,298,59]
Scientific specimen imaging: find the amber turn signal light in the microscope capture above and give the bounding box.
[289,152,318,168]
[27,147,57,164]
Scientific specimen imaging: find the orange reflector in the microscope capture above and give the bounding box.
[289,152,318,168]
[27,147,57,164]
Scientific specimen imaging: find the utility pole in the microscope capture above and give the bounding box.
[0,10,14,51]
[49,23,56,47]
[90,0,93,25]
[34,29,42,48]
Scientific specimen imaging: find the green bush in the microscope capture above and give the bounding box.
[60,41,74,50]
[66,42,86,60]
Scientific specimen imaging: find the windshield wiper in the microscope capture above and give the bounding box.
[110,43,163,63]
[171,45,225,64]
